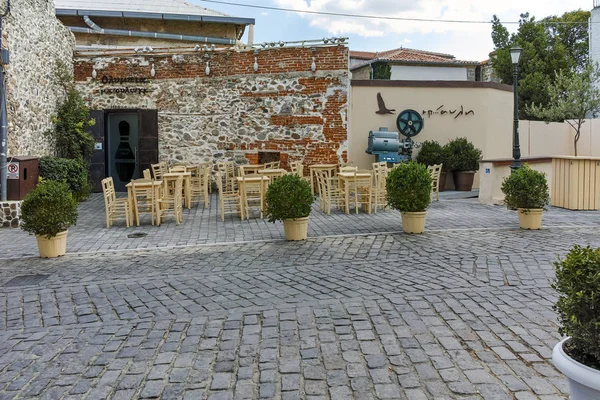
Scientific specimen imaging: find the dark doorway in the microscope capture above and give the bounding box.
[89,109,159,192]
[258,151,280,165]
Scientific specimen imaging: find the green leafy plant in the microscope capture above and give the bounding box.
[44,89,95,163]
[372,62,391,80]
[501,165,550,210]
[444,137,482,172]
[265,174,314,222]
[553,245,600,369]
[416,140,446,168]
[386,161,432,212]
[39,156,92,202]
[21,179,78,239]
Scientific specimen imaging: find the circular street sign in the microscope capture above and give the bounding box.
[7,163,18,174]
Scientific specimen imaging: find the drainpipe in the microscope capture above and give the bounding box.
[0,0,10,202]
[69,16,236,46]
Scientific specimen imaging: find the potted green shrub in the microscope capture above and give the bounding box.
[552,245,600,399]
[386,161,432,234]
[444,137,482,191]
[416,140,448,191]
[39,156,92,201]
[20,179,78,258]
[265,174,314,240]
[500,165,549,230]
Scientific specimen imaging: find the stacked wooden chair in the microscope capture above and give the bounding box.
[130,178,157,226]
[101,177,130,228]
[158,175,184,224]
[190,164,211,207]
[151,161,168,180]
[372,162,389,213]
[315,169,345,215]
[217,161,236,193]
[428,164,443,202]
[344,169,373,214]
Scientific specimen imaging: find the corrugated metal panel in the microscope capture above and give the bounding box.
[54,0,230,18]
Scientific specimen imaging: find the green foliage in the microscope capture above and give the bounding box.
[416,140,446,168]
[490,10,589,119]
[21,180,78,239]
[501,165,550,210]
[44,89,95,163]
[372,62,391,80]
[553,245,600,367]
[443,138,482,172]
[526,62,600,156]
[265,174,314,222]
[386,161,432,212]
[39,156,92,202]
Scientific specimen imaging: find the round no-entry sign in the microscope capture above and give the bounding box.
[7,163,18,174]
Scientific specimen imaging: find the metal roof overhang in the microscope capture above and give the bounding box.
[56,8,255,25]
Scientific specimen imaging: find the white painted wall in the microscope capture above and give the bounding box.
[390,65,468,81]
[591,7,600,86]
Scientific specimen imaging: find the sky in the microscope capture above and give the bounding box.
[192,0,592,61]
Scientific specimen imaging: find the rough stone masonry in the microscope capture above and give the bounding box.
[74,45,349,168]
[4,0,75,157]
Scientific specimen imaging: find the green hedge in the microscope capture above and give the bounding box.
[39,157,91,202]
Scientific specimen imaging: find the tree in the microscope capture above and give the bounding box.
[490,11,589,119]
[526,62,600,156]
[372,62,391,80]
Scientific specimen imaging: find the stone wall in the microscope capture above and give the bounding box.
[1,201,21,228]
[4,0,75,157]
[74,45,349,167]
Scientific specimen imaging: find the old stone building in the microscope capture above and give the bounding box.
[74,44,349,191]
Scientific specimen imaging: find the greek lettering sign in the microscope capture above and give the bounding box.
[99,75,151,96]
[7,162,18,179]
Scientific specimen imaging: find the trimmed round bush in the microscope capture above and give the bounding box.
[553,245,600,369]
[21,179,78,239]
[39,156,91,202]
[444,137,482,172]
[386,161,432,212]
[265,174,314,222]
[501,165,550,210]
[416,140,445,167]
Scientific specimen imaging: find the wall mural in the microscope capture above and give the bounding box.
[375,93,475,119]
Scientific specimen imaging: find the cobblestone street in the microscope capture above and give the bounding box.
[0,198,600,399]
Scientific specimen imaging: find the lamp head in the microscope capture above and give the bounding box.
[510,46,522,65]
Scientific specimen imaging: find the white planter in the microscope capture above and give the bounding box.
[553,337,600,399]
[517,208,543,230]
[283,217,309,240]
[401,212,426,234]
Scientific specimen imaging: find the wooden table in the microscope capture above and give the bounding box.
[337,172,373,214]
[239,164,265,175]
[237,176,270,219]
[258,168,287,180]
[126,179,162,226]
[163,172,193,209]
[309,164,338,194]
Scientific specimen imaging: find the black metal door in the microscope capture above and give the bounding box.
[89,110,105,192]
[138,110,159,173]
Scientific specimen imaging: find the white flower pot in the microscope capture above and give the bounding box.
[401,212,426,234]
[283,217,309,240]
[35,230,68,258]
[517,208,543,230]
[553,337,600,399]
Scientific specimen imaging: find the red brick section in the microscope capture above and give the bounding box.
[75,46,349,168]
[74,46,348,81]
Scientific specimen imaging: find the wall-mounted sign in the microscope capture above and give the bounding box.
[99,75,151,95]
[7,162,18,179]
[422,105,474,119]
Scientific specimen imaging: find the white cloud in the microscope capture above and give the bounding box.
[261,12,269,16]
[274,0,591,59]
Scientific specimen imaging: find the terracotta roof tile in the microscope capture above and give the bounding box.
[350,47,478,67]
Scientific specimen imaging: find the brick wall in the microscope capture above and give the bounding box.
[74,45,349,168]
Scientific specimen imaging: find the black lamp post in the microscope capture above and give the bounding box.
[510,46,522,172]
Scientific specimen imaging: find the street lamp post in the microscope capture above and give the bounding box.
[510,46,522,172]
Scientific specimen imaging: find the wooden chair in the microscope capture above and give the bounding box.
[372,163,389,213]
[130,179,157,226]
[101,177,130,228]
[345,170,373,214]
[428,164,443,202]
[158,175,184,224]
[216,170,242,221]
[217,161,236,193]
[142,169,152,180]
[340,166,358,173]
[238,176,265,219]
[190,164,210,207]
[151,162,167,180]
[316,170,345,215]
